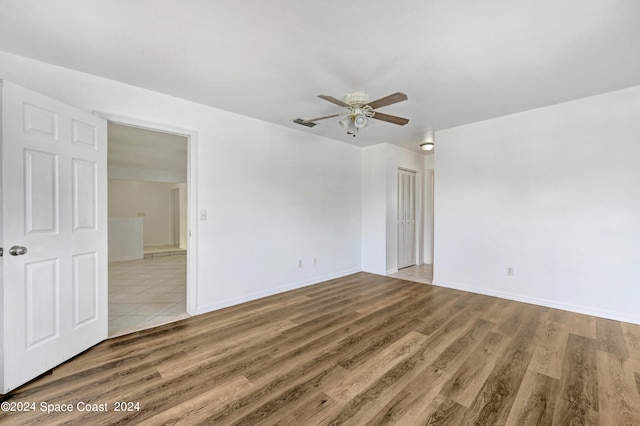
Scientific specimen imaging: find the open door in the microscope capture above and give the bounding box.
[0,81,108,393]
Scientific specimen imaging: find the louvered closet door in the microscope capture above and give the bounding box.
[397,169,416,269]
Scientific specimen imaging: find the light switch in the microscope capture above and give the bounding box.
[200,210,207,220]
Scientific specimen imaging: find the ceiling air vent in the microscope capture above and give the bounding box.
[292,118,317,128]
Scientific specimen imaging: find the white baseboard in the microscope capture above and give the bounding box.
[432,279,640,326]
[196,268,361,315]
[361,267,387,276]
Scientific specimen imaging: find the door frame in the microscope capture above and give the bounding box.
[95,112,198,315]
[428,170,434,265]
[170,187,180,247]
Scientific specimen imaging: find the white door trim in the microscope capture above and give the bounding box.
[94,112,198,316]
[170,187,180,247]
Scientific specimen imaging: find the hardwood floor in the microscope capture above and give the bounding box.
[2,272,640,425]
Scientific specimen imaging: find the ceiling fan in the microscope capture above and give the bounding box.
[297,91,410,137]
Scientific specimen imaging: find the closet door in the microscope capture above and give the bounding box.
[397,169,416,269]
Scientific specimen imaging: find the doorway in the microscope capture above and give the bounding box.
[390,168,434,284]
[106,120,193,336]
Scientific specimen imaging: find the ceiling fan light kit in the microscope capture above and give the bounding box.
[354,113,368,128]
[299,91,410,137]
[339,116,358,136]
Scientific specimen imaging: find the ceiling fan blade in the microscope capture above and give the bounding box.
[317,95,350,107]
[371,111,410,126]
[304,113,341,122]
[367,92,408,110]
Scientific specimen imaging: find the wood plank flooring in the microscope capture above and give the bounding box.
[2,272,640,425]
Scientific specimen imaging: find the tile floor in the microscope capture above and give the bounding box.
[389,263,433,284]
[109,253,188,337]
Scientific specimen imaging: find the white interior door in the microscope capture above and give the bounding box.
[397,168,416,269]
[0,80,108,393]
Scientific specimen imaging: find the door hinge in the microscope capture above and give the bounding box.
[0,247,3,257]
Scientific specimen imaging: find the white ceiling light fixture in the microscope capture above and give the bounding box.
[353,110,369,128]
[420,130,435,151]
[339,93,375,137]
[339,99,375,136]
[420,142,434,151]
[339,115,358,136]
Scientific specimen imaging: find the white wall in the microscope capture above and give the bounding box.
[0,51,362,314]
[434,85,640,324]
[109,179,176,247]
[108,217,143,261]
[361,144,388,275]
[424,155,435,264]
[108,166,186,183]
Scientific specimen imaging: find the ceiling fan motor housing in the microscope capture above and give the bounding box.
[343,91,371,106]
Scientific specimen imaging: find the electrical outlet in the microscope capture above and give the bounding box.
[313,257,317,265]
[298,259,303,268]
[199,210,207,220]
[507,267,514,276]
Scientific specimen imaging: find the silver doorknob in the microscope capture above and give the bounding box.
[9,246,28,256]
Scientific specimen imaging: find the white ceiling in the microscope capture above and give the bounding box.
[2,0,640,154]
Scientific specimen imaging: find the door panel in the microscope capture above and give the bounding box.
[72,119,98,149]
[72,159,97,231]
[23,102,59,139]
[24,149,58,234]
[73,252,98,327]
[1,80,108,393]
[25,258,59,348]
